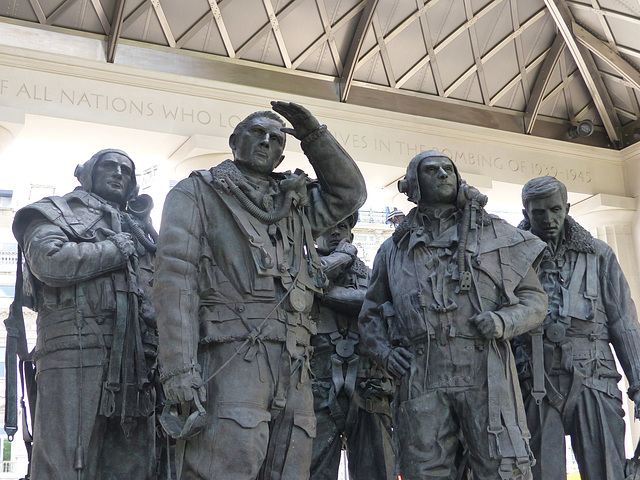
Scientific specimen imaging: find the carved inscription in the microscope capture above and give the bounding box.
[3,80,244,128]
[1,79,593,185]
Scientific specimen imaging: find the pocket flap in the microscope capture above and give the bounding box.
[218,403,271,429]
[293,410,317,438]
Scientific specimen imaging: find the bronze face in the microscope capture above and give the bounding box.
[523,190,569,243]
[91,152,133,204]
[231,116,285,175]
[316,220,352,252]
[417,156,457,207]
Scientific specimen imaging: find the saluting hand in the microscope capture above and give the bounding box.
[271,101,320,140]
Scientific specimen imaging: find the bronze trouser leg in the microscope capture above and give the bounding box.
[31,354,102,480]
[309,398,343,480]
[181,340,315,480]
[346,408,394,480]
[396,386,531,480]
[525,375,626,480]
[524,393,567,480]
[32,353,155,480]
[568,385,626,480]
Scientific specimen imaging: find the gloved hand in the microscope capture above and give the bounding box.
[334,238,358,258]
[633,390,640,419]
[385,347,413,377]
[470,311,505,339]
[162,370,207,405]
[108,232,136,258]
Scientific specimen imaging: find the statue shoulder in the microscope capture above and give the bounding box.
[484,216,546,272]
[13,195,69,241]
[13,191,102,242]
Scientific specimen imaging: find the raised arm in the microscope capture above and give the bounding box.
[271,101,367,237]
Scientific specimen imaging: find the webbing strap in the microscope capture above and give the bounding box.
[530,326,546,404]
[561,368,585,430]
[344,356,359,398]
[331,354,345,394]
[486,340,531,478]
[101,274,128,417]
[585,253,598,298]
[567,253,587,294]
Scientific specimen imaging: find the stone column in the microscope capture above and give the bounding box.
[570,194,640,455]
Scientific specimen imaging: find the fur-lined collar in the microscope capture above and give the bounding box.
[392,208,417,244]
[518,215,595,254]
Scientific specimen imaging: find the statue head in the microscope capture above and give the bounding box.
[315,213,358,253]
[230,111,287,175]
[398,150,460,207]
[521,176,569,243]
[74,149,138,206]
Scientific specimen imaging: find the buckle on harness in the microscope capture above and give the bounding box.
[101,381,121,417]
[487,425,504,457]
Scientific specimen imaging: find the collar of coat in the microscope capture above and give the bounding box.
[208,159,288,186]
[392,204,490,245]
[518,215,595,254]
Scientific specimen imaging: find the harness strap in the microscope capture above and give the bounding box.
[327,384,347,432]
[530,326,546,404]
[487,340,532,479]
[561,367,585,431]
[331,354,345,394]
[560,252,586,321]
[100,273,129,418]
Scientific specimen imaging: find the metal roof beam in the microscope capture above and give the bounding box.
[581,0,640,118]
[491,45,548,106]
[149,0,176,48]
[46,0,79,25]
[416,0,444,95]
[236,0,301,58]
[540,69,579,110]
[509,0,530,102]
[462,0,491,104]
[543,0,621,143]
[261,0,291,68]
[90,0,111,34]
[176,1,231,50]
[294,1,364,71]
[314,0,344,75]
[357,0,446,69]
[106,0,126,62]
[558,46,575,121]
[394,0,507,91]
[567,1,640,29]
[122,0,150,31]
[371,13,395,88]
[339,0,376,102]
[207,0,235,57]
[444,8,546,97]
[176,12,210,48]
[524,34,565,133]
[27,0,47,24]
[572,21,640,92]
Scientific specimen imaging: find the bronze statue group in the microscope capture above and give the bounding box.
[6,101,640,480]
